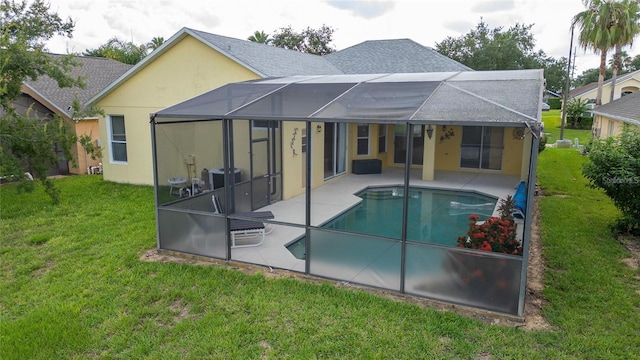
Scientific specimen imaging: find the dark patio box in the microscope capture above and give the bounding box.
[352,159,382,174]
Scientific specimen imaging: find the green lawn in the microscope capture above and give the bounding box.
[1,146,639,358]
[542,109,592,147]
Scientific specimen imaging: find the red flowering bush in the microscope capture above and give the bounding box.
[456,196,523,255]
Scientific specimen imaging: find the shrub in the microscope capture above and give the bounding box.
[547,98,561,109]
[565,98,589,128]
[539,135,547,153]
[582,130,640,235]
[456,196,523,255]
[578,115,593,129]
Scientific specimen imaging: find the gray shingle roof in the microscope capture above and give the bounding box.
[189,28,343,76]
[88,28,476,105]
[592,91,640,126]
[24,55,132,117]
[324,39,473,73]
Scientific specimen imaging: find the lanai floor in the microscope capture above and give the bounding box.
[229,168,522,272]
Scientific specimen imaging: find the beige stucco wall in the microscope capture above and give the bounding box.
[70,118,102,175]
[97,35,260,185]
[282,121,307,199]
[432,126,524,176]
[592,114,634,139]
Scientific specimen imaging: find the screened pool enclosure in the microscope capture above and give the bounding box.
[151,70,543,316]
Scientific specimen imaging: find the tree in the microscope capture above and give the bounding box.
[1,0,84,203]
[608,50,633,72]
[565,98,590,127]
[435,19,568,92]
[573,0,618,105]
[583,129,640,235]
[574,66,613,87]
[269,25,336,55]
[630,54,640,70]
[147,36,164,51]
[542,56,569,94]
[435,20,542,70]
[607,0,640,102]
[84,37,148,64]
[247,30,270,44]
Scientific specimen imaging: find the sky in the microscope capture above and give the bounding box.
[45,0,640,76]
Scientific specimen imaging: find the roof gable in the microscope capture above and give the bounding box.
[324,39,473,73]
[188,29,343,77]
[87,27,344,105]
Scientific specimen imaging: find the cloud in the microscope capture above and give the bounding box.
[326,0,395,19]
[471,0,515,13]
[443,19,477,34]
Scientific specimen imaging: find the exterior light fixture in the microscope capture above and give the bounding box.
[426,124,434,139]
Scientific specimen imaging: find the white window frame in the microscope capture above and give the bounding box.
[356,124,370,156]
[107,115,127,164]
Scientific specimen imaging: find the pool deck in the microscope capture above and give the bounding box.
[230,168,523,271]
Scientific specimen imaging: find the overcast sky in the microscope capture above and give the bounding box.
[46,0,640,76]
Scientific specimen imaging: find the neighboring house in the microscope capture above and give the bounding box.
[151,69,544,317]
[591,91,640,139]
[86,27,471,185]
[17,55,132,175]
[569,68,640,105]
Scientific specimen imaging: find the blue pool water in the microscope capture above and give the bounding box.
[287,186,497,259]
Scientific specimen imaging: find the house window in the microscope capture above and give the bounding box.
[460,126,504,170]
[108,115,127,163]
[378,124,387,153]
[357,124,370,155]
[608,120,615,137]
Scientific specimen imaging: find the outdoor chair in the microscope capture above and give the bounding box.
[211,195,275,247]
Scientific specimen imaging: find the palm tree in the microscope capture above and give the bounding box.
[608,50,632,70]
[573,0,618,105]
[147,36,165,51]
[247,31,271,44]
[608,0,640,102]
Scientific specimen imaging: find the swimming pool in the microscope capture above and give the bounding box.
[286,186,497,259]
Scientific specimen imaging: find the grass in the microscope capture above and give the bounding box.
[542,110,592,147]
[1,122,639,358]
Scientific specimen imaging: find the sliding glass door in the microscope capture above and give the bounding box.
[324,122,347,179]
[393,124,424,165]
